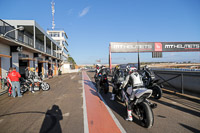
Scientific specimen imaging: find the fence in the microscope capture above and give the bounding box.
[153,70,200,94]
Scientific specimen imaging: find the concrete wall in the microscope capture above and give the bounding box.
[12,52,19,72]
[62,63,70,73]
[153,70,200,94]
[0,43,10,78]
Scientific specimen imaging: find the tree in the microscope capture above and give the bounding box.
[67,54,76,68]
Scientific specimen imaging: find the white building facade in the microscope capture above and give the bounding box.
[47,30,71,73]
[0,19,62,84]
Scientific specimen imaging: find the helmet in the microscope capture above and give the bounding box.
[126,65,130,72]
[115,65,120,70]
[30,67,35,72]
[101,65,106,69]
[129,67,137,73]
[96,64,100,69]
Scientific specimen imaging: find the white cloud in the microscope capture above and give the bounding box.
[79,7,90,17]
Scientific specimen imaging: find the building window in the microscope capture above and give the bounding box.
[18,53,29,58]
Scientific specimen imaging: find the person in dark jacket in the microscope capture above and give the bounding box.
[48,67,53,79]
[8,67,22,98]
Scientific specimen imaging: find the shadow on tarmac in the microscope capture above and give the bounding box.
[151,98,200,117]
[84,75,144,128]
[179,123,200,133]
[40,105,63,133]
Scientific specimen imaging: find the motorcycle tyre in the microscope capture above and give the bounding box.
[103,82,109,94]
[20,86,28,95]
[152,85,162,99]
[41,82,50,91]
[96,81,101,93]
[139,101,154,128]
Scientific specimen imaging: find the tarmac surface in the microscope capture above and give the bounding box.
[0,72,83,133]
[0,70,199,133]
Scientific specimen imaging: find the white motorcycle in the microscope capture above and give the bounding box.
[121,86,156,128]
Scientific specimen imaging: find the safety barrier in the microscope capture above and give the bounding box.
[152,69,200,94]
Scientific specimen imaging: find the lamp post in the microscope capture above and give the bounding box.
[3,26,24,37]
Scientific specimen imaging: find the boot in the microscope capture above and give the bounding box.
[110,94,115,101]
[125,110,133,121]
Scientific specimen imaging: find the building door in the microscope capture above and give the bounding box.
[19,60,28,78]
[38,63,43,76]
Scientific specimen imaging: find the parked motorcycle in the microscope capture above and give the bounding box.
[20,75,50,94]
[142,66,163,99]
[20,78,32,94]
[122,86,155,128]
[94,69,109,94]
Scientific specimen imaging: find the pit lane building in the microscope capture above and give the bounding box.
[0,19,69,81]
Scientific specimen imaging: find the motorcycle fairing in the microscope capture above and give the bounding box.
[135,88,152,99]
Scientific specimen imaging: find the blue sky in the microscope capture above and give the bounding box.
[0,0,200,64]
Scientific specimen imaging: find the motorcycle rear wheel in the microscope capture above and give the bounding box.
[152,85,162,99]
[103,82,109,94]
[138,101,154,128]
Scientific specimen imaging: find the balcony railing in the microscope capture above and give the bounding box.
[46,47,51,55]
[35,40,44,52]
[0,19,34,47]
[53,51,56,57]
[0,19,15,39]
[57,53,60,59]
[0,19,60,59]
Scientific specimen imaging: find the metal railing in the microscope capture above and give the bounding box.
[53,51,56,57]
[0,19,34,47]
[152,67,200,72]
[153,70,200,94]
[46,47,51,55]
[35,40,44,52]
[57,53,60,59]
[0,19,60,59]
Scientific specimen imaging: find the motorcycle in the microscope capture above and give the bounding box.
[111,69,126,101]
[20,75,50,94]
[20,78,32,94]
[122,86,156,128]
[142,66,163,99]
[94,69,109,94]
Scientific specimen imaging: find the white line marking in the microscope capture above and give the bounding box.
[85,73,126,133]
[71,75,76,80]
[82,72,89,133]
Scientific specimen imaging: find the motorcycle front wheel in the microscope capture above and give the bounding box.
[152,85,162,99]
[138,101,154,128]
[41,82,50,91]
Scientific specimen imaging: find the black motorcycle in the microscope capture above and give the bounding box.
[111,69,126,101]
[94,70,109,94]
[20,78,32,94]
[142,66,163,99]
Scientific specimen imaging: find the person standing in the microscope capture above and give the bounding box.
[7,67,13,96]
[8,67,22,98]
